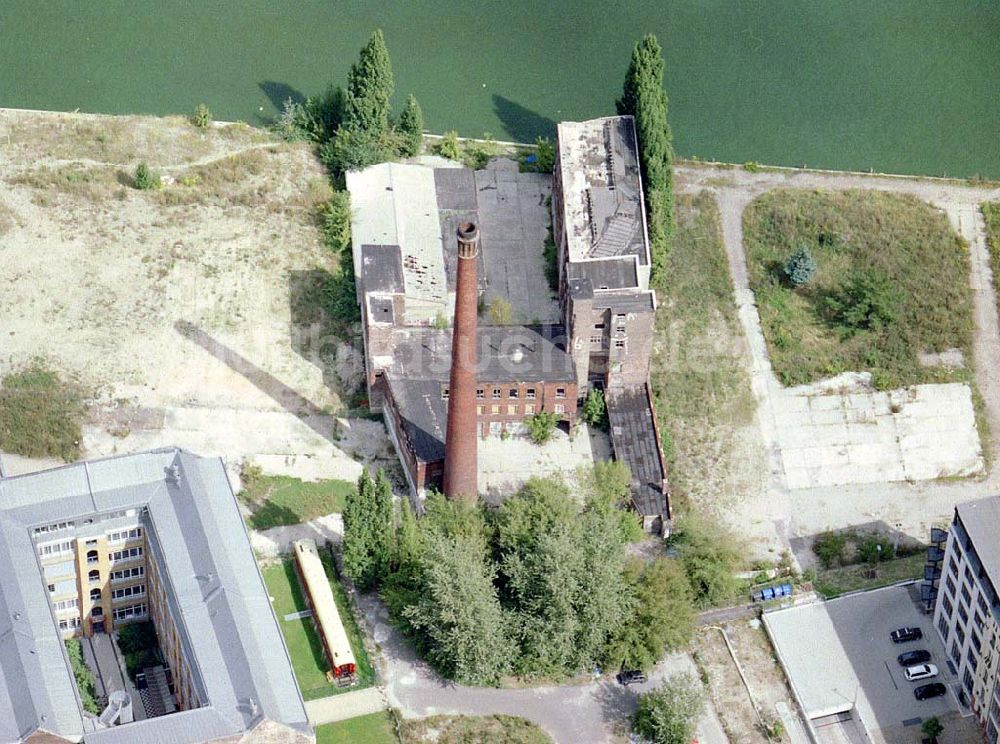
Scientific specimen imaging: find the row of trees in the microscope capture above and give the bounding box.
[342,464,736,684]
[278,30,424,175]
[618,34,676,287]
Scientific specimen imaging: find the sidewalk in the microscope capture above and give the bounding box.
[305,686,386,725]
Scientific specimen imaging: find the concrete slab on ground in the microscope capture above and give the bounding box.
[305,687,386,726]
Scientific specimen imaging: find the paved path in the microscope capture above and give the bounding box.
[305,687,386,725]
[357,593,728,744]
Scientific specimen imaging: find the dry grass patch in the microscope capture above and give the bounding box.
[0,362,85,462]
[651,191,764,513]
[8,164,124,202]
[745,189,974,389]
[984,202,1000,323]
[0,201,16,236]
[402,715,551,744]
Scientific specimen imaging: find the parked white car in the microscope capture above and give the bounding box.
[905,663,939,682]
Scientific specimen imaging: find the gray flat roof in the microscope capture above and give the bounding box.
[387,324,576,385]
[0,449,311,743]
[956,495,1000,589]
[557,116,650,267]
[606,384,668,518]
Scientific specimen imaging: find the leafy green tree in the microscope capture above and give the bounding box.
[398,94,424,157]
[617,34,675,282]
[581,388,608,429]
[403,531,510,684]
[534,137,556,173]
[826,269,901,332]
[633,673,706,744]
[784,246,817,287]
[342,469,393,589]
[526,411,559,444]
[607,557,695,670]
[580,460,644,544]
[133,162,160,190]
[921,716,943,743]
[670,515,742,607]
[321,126,389,174]
[812,530,848,569]
[344,29,395,137]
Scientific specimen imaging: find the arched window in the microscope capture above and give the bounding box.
[88,569,100,583]
[86,550,99,564]
[91,606,103,617]
[90,589,101,602]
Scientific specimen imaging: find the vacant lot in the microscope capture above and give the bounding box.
[745,189,974,389]
[651,191,766,515]
[692,620,804,743]
[261,554,374,700]
[0,109,354,458]
[0,363,84,461]
[240,465,355,529]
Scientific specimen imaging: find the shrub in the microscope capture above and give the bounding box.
[812,531,848,569]
[276,97,313,142]
[784,246,817,287]
[320,126,388,175]
[921,716,943,743]
[487,297,514,325]
[743,161,760,173]
[825,269,901,333]
[436,130,461,161]
[432,312,449,329]
[526,411,558,445]
[191,103,212,129]
[669,516,743,608]
[534,137,556,173]
[117,621,158,654]
[633,673,706,744]
[133,162,160,190]
[858,534,893,564]
[581,388,608,429]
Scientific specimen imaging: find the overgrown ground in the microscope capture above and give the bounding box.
[261,553,374,700]
[984,202,1000,322]
[240,465,355,529]
[691,620,799,744]
[744,189,974,389]
[0,363,85,461]
[651,191,765,515]
[813,552,925,599]
[0,109,355,438]
[402,715,551,744]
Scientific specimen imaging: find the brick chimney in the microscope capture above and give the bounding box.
[442,222,479,501]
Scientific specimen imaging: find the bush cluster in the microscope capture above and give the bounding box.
[344,466,698,684]
[633,673,706,744]
[65,639,100,714]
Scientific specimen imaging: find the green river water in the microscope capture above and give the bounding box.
[1,1,998,177]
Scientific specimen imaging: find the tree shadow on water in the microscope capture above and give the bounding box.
[492,94,556,143]
[257,80,307,124]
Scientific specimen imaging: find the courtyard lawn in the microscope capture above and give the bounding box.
[262,551,375,700]
[240,467,355,530]
[813,552,927,599]
[316,712,399,744]
[744,189,974,389]
[650,191,760,512]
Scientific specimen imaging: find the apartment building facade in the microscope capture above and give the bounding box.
[932,496,1000,742]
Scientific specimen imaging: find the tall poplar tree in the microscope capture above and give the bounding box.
[398,94,424,157]
[618,34,675,282]
[345,29,395,137]
[343,468,393,589]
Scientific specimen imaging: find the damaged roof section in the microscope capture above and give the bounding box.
[606,384,670,521]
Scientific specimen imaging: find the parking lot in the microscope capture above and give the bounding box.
[764,584,977,743]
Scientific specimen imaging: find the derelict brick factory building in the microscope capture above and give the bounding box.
[346,115,671,531]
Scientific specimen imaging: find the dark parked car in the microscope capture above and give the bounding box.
[914,683,947,701]
[898,649,932,666]
[891,627,923,644]
[616,669,647,686]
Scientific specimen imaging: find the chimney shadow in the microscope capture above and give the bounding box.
[173,320,336,445]
[491,94,557,143]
